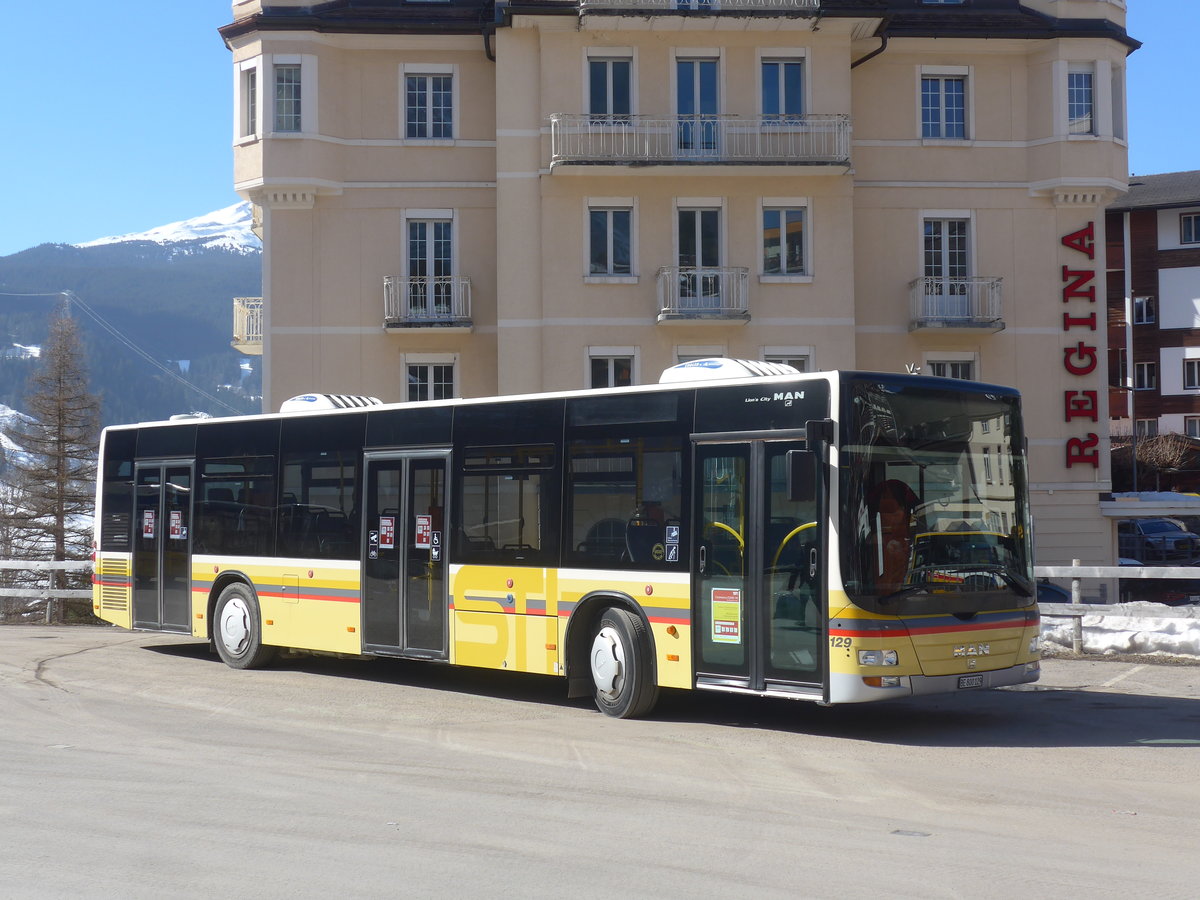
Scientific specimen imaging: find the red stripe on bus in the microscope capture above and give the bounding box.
[831,619,1028,639]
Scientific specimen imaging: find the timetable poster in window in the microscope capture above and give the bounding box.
[711,588,742,644]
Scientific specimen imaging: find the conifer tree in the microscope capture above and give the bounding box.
[5,304,100,604]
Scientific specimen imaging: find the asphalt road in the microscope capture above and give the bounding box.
[2,626,1199,899]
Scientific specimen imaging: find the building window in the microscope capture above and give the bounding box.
[589,58,631,121]
[1133,296,1156,325]
[1135,419,1158,438]
[1185,360,1200,390]
[406,74,453,139]
[1134,361,1157,391]
[928,360,974,380]
[407,363,455,402]
[761,59,803,120]
[1067,65,1095,135]
[274,64,302,132]
[1187,417,1200,438]
[407,219,453,315]
[1182,213,1200,245]
[762,208,806,275]
[677,58,719,152]
[589,207,632,276]
[923,218,970,317]
[590,355,633,389]
[241,67,258,138]
[764,354,809,373]
[922,75,966,139]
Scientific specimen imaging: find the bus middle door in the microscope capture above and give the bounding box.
[362,452,450,658]
[132,461,193,634]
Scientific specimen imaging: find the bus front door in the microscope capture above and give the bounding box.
[363,453,449,658]
[694,441,825,695]
[132,462,193,633]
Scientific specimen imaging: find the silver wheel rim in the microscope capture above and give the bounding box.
[219,595,252,657]
[590,625,626,701]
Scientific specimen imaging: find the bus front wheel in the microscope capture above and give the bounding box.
[213,583,277,670]
[588,608,658,719]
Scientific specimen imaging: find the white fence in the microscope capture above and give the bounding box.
[0,560,93,624]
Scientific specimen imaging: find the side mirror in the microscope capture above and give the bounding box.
[787,449,818,502]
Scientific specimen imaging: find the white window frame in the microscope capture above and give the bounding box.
[674,196,727,272]
[1054,59,1114,140]
[403,353,458,402]
[587,346,639,388]
[1184,359,1200,391]
[918,65,972,142]
[1067,62,1096,136]
[402,209,456,279]
[1134,361,1157,391]
[584,48,636,119]
[269,54,317,135]
[234,57,262,143]
[763,346,814,373]
[757,50,808,121]
[1135,418,1158,438]
[1182,213,1200,245]
[1186,416,1200,439]
[670,48,724,118]
[1133,296,1156,325]
[760,196,811,282]
[923,350,978,381]
[585,197,638,283]
[400,63,458,145]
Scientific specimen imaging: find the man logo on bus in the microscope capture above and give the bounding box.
[773,391,805,406]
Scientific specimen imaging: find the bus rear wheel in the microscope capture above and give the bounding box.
[213,583,277,670]
[588,607,658,719]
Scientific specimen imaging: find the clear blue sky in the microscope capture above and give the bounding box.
[0,0,1193,257]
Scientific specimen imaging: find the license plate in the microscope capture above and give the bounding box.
[958,674,984,690]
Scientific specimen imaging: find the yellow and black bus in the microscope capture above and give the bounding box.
[93,360,1040,718]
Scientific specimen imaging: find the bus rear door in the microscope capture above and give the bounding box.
[132,462,193,633]
[693,440,826,698]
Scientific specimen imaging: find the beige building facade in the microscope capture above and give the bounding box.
[220,0,1137,567]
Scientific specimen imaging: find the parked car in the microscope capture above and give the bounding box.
[1036,580,1071,603]
[1117,518,1200,561]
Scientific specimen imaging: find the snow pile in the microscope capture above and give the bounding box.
[1041,603,1200,660]
[75,201,260,254]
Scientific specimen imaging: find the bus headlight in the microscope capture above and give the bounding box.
[858,649,898,667]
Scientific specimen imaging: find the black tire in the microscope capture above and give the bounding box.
[212,583,277,670]
[588,607,658,719]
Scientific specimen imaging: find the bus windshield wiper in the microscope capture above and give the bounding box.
[878,583,932,604]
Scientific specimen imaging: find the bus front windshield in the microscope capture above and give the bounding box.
[840,379,1034,615]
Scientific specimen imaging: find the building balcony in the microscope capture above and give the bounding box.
[909,277,1005,332]
[232,297,263,355]
[581,0,819,10]
[383,275,473,331]
[657,267,750,324]
[549,114,850,169]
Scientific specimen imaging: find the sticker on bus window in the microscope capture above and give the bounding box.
[142,510,155,539]
[169,510,184,540]
[379,516,395,549]
[415,515,432,549]
[711,588,742,644]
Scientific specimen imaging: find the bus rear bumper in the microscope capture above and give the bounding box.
[829,660,1040,704]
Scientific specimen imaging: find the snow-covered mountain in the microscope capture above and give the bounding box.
[74,201,261,255]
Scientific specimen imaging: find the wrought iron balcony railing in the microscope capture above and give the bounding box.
[657,267,750,322]
[581,0,820,10]
[384,275,472,327]
[549,114,850,167]
[232,296,263,355]
[909,276,1004,331]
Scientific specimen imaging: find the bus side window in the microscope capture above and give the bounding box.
[455,445,555,565]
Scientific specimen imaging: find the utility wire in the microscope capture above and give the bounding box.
[0,289,243,415]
